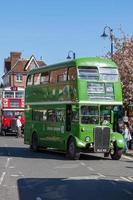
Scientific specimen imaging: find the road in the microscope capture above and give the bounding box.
[0,136,133,200]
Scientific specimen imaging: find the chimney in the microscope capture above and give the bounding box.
[10,52,21,68]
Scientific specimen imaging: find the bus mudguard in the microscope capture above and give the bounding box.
[111,132,125,149]
[74,136,86,148]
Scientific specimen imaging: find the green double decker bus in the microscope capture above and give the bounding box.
[24,57,125,160]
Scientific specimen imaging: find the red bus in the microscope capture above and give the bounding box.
[0,87,24,136]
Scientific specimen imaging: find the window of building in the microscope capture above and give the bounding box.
[16,73,22,82]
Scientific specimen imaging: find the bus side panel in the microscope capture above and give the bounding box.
[114,82,122,101]
[24,109,32,144]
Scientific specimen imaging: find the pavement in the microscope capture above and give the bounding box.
[125,149,133,157]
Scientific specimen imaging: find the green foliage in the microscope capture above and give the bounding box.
[111,32,133,107]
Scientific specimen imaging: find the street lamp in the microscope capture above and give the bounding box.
[101,26,114,58]
[66,50,76,60]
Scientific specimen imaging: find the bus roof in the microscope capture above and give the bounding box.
[27,57,118,75]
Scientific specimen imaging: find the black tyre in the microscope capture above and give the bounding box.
[110,147,122,160]
[31,133,38,152]
[104,152,110,157]
[67,138,80,160]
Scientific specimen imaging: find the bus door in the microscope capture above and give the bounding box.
[53,109,65,149]
[45,109,58,148]
[45,109,65,149]
[66,105,79,137]
[71,105,79,137]
[66,105,72,132]
[50,105,73,150]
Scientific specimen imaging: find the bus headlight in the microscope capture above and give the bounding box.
[85,136,90,142]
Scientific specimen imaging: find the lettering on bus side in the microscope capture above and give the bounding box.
[47,126,64,133]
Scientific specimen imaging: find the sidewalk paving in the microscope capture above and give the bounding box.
[124,149,133,157]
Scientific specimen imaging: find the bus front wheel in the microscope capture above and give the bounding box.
[67,138,80,160]
[110,147,122,160]
[31,133,38,152]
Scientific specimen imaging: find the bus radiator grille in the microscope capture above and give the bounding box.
[94,127,110,152]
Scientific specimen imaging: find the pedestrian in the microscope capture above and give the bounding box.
[16,115,22,138]
[122,123,132,152]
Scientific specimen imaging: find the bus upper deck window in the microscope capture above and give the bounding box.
[50,68,67,83]
[57,68,67,82]
[40,72,49,84]
[78,67,98,80]
[50,70,57,83]
[68,67,76,81]
[33,74,41,85]
[99,67,119,81]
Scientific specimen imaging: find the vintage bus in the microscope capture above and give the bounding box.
[0,86,25,135]
[24,57,125,160]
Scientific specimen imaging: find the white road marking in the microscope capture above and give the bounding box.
[9,166,15,169]
[128,177,133,181]
[122,155,133,160]
[97,173,105,178]
[87,166,95,171]
[80,162,85,166]
[5,158,12,168]
[54,164,79,169]
[10,174,20,177]
[0,172,6,185]
[63,175,100,180]
[114,179,120,181]
[0,157,12,185]
[120,176,132,182]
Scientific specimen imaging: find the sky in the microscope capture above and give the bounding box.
[0,0,133,81]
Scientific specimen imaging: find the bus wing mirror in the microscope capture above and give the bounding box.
[111,110,114,124]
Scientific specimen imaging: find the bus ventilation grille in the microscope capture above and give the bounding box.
[94,127,110,152]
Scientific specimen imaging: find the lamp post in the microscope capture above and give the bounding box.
[101,26,114,58]
[66,50,76,60]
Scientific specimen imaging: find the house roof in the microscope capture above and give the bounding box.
[2,54,46,78]
[24,55,45,70]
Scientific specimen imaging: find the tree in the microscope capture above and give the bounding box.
[112,34,133,108]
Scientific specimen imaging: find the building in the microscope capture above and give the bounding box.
[2,52,46,88]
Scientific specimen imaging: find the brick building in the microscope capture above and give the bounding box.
[2,52,46,88]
